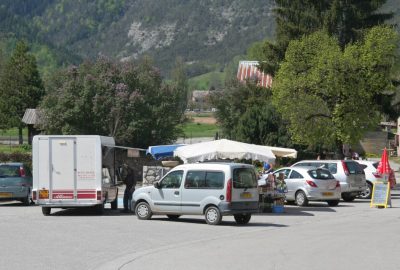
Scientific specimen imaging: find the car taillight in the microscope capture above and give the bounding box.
[373,172,381,178]
[32,190,37,200]
[96,190,102,201]
[19,167,26,177]
[306,180,318,187]
[336,181,340,188]
[341,161,350,176]
[226,179,232,202]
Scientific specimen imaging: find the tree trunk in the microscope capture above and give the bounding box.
[335,140,344,159]
[18,126,23,145]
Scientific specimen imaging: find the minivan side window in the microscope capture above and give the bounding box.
[233,168,257,188]
[184,171,224,189]
[160,170,183,189]
[324,163,337,174]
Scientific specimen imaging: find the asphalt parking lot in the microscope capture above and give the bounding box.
[1,192,400,270]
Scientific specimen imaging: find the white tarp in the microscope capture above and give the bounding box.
[173,139,276,164]
[267,146,297,158]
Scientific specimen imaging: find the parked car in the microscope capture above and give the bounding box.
[132,163,259,225]
[272,167,341,206]
[0,163,32,205]
[292,160,366,201]
[356,160,396,199]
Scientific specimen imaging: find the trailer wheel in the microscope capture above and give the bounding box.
[42,207,51,216]
[94,203,105,215]
[110,197,118,210]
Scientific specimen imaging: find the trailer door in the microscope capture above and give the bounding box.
[50,138,76,201]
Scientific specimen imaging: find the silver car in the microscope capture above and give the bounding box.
[292,160,366,201]
[0,163,32,205]
[273,167,341,206]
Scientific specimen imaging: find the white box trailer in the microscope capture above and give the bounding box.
[32,135,119,215]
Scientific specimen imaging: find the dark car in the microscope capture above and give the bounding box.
[0,163,32,205]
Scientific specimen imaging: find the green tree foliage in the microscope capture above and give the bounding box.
[40,56,188,148]
[259,0,392,75]
[210,80,292,147]
[0,41,44,143]
[272,26,399,151]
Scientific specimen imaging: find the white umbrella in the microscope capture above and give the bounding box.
[173,139,276,163]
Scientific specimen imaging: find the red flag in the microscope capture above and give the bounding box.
[377,148,391,175]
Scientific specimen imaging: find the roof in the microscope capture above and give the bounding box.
[237,61,273,88]
[22,109,41,125]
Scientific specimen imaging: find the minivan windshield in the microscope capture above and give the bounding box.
[233,168,257,188]
[308,169,335,180]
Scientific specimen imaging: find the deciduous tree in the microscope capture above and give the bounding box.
[210,79,292,147]
[40,56,187,148]
[272,26,398,152]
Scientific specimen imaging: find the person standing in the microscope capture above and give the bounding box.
[122,166,136,213]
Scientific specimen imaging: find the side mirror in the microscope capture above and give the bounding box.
[154,182,161,189]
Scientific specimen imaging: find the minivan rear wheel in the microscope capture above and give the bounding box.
[135,202,152,220]
[205,206,222,225]
[295,191,308,206]
[234,214,251,225]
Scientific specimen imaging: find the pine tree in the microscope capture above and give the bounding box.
[325,0,393,49]
[0,40,44,144]
[259,0,392,75]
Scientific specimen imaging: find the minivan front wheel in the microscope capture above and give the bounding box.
[135,202,153,220]
[205,206,222,225]
[234,214,251,225]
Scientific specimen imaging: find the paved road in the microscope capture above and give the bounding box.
[1,193,400,270]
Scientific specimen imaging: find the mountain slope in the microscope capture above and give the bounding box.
[0,0,275,76]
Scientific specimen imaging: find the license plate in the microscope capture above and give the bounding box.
[0,192,12,198]
[240,192,253,199]
[39,190,49,199]
[322,192,333,196]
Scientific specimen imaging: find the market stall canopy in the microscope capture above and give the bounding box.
[267,146,297,158]
[173,139,276,163]
[146,144,185,160]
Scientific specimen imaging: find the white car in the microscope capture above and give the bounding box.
[356,160,396,199]
[273,166,341,206]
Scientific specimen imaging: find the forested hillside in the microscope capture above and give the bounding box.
[0,0,398,78]
[0,0,275,77]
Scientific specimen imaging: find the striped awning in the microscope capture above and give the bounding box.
[237,61,273,88]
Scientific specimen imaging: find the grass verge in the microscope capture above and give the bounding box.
[181,122,220,138]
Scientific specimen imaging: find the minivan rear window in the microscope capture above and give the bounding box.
[345,161,363,174]
[308,169,335,180]
[233,168,257,189]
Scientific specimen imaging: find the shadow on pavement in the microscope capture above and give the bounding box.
[150,216,288,227]
[49,208,134,217]
[0,201,34,207]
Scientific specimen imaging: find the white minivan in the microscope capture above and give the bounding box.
[132,163,259,225]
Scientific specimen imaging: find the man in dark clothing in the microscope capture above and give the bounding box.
[122,166,136,213]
